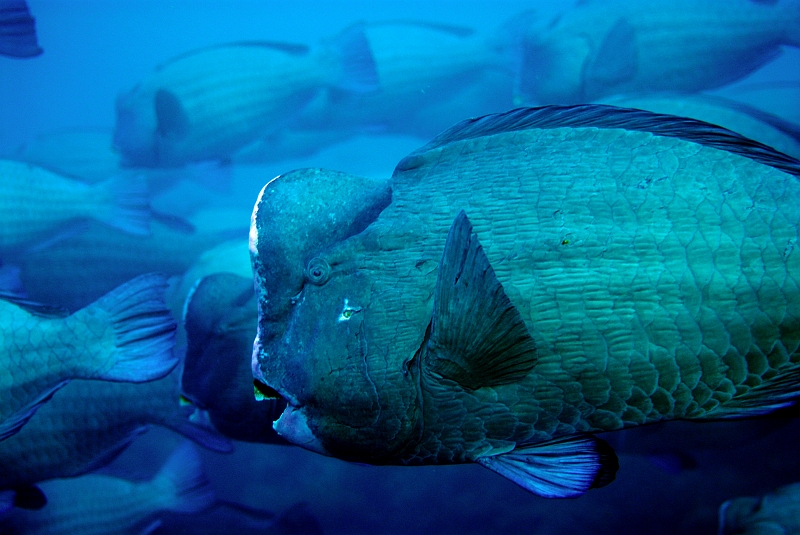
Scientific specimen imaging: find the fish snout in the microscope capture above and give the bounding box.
[273,405,330,455]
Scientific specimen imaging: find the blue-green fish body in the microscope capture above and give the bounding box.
[0,365,230,495]
[518,0,800,104]
[182,273,285,444]
[0,274,177,441]
[0,160,149,254]
[16,219,228,311]
[0,442,215,535]
[114,28,377,168]
[251,104,800,497]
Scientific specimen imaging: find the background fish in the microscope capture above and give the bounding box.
[113,27,378,168]
[0,273,177,441]
[168,239,252,320]
[0,441,216,535]
[13,219,232,311]
[0,160,150,255]
[182,273,286,444]
[286,22,514,138]
[0,366,231,506]
[719,481,800,534]
[251,105,800,498]
[0,0,41,58]
[516,0,800,104]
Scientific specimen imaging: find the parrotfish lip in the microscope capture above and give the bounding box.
[273,404,330,456]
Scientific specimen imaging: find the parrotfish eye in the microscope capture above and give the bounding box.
[305,257,331,285]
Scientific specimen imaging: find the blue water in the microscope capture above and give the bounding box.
[3,1,800,534]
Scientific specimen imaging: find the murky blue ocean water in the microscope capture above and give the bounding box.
[2,1,800,534]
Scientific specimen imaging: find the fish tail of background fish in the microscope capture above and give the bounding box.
[161,406,234,453]
[320,23,379,93]
[67,273,178,383]
[90,173,151,236]
[148,441,216,514]
[0,0,42,58]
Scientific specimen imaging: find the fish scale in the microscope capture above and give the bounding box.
[379,127,800,446]
[0,367,227,490]
[252,104,800,496]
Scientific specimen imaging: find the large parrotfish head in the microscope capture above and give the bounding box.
[250,168,431,462]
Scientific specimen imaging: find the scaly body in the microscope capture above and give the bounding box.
[519,0,800,104]
[251,104,800,497]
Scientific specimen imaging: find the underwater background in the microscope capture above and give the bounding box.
[2,1,800,534]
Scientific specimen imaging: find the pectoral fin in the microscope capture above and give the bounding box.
[476,435,619,498]
[426,210,537,390]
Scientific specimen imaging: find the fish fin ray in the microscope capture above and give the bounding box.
[0,292,68,318]
[94,173,151,236]
[156,442,216,513]
[476,435,619,498]
[83,273,178,383]
[426,210,537,390]
[704,366,800,418]
[327,23,379,93]
[397,105,800,179]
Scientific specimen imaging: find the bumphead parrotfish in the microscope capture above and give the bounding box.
[516,0,800,104]
[250,104,800,498]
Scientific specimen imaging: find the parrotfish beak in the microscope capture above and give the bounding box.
[252,333,330,456]
[273,405,330,456]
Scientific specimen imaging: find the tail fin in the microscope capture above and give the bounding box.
[164,407,234,453]
[83,273,178,383]
[0,0,43,58]
[325,23,379,93]
[93,173,151,236]
[153,442,216,514]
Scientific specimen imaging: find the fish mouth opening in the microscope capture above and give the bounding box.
[253,379,283,402]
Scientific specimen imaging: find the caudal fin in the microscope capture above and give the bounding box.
[153,442,216,514]
[83,273,178,383]
[93,174,151,236]
[0,0,43,58]
[326,23,379,93]
[164,407,234,453]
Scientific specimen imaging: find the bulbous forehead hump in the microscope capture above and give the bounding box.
[251,168,392,275]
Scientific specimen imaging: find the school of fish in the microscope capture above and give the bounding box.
[2,0,800,533]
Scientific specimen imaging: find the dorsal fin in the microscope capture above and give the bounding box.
[396,104,800,178]
[367,20,475,38]
[0,291,69,317]
[156,41,310,71]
